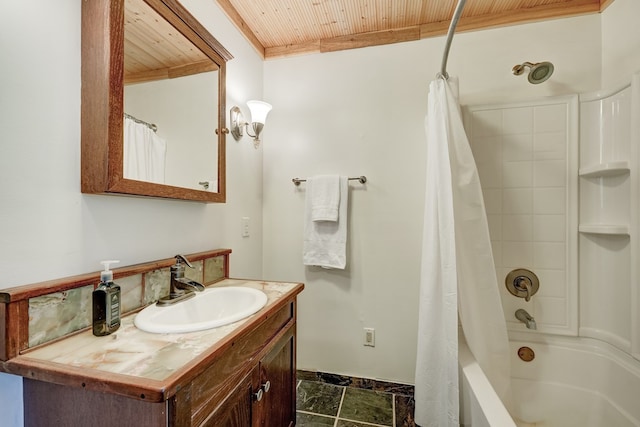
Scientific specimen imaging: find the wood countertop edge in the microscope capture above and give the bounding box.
[1,281,304,403]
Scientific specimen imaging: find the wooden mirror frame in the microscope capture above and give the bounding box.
[81,0,232,202]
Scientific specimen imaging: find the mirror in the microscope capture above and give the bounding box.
[81,0,232,202]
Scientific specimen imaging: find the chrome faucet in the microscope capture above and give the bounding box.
[515,309,537,330]
[157,255,204,306]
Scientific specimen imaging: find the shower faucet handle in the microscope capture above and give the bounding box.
[506,268,539,302]
[514,276,533,302]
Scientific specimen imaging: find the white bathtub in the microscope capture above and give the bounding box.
[459,333,640,426]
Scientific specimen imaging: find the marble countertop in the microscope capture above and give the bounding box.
[10,279,301,386]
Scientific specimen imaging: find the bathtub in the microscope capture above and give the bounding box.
[459,332,640,426]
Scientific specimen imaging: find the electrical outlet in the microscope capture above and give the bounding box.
[241,217,250,237]
[363,327,375,347]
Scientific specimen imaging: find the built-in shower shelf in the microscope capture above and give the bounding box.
[579,161,630,178]
[579,224,630,235]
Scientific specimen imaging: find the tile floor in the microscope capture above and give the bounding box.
[296,379,417,427]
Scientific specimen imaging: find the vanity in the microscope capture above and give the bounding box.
[0,250,304,426]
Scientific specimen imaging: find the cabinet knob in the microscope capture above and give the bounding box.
[253,388,263,402]
[262,381,271,393]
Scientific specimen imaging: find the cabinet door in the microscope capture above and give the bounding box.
[201,367,257,427]
[24,379,168,426]
[258,329,296,427]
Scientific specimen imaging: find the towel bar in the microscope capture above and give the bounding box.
[292,176,367,186]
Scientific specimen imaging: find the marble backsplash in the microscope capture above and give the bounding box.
[28,256,225,348]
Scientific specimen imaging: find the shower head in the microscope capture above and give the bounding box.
[512,61,554,84]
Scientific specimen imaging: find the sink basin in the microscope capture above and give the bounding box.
[134,286,268,334]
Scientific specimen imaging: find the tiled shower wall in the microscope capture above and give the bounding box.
[464,97,578,335]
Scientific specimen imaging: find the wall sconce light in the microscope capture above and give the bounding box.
[230,100,272,148]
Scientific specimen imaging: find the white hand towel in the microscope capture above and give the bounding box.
[310,175,340,222]
[303,176,348,269]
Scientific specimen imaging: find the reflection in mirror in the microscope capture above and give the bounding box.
[124,0,219,192]
[81,0,232,203]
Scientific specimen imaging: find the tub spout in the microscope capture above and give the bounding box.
[515,309,537,330]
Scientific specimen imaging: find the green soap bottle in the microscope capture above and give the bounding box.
[92,260,121,336]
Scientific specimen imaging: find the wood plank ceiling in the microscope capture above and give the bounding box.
[124,0,218,84]
[216,0,613,59]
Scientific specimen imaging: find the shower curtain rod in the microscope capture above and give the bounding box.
[124,113,158,132]
[439,0,467,79]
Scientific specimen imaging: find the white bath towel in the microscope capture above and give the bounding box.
[303,176,348,269]
[310,175,340,222]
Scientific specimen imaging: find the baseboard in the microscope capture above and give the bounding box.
[296,369,415,396]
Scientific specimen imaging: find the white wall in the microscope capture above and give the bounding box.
[263,15,601,384]
[601,0,640,89]
[263,42,434,384]
[0,0,264,424]
[451,15,601,105]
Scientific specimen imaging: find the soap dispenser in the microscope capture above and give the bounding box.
[92,260,121,336]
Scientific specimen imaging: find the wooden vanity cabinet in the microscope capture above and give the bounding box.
[22,298,298,427]
[201,328,295,427]
[200,367,256,426]
[256,327,296,427]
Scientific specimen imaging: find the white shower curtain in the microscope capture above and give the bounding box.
[124,116,167,184]
[414,77,511,426]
